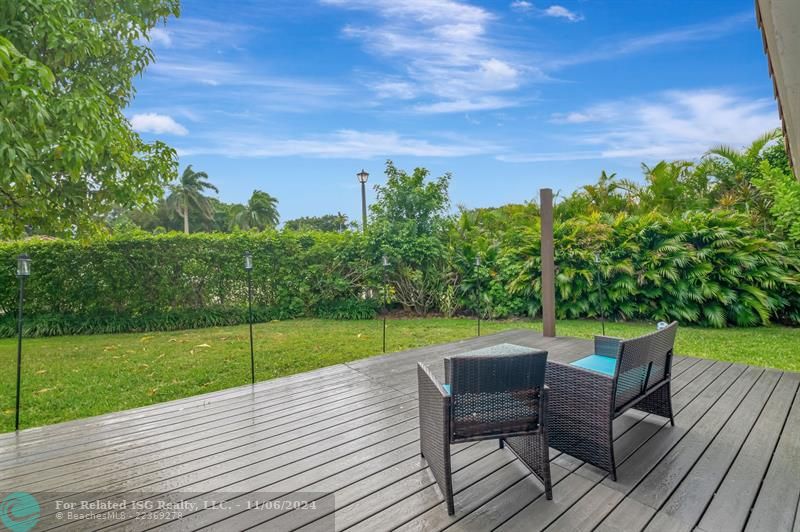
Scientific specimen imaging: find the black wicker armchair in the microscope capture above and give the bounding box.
[417,344,552,515]
[546,321,678,480]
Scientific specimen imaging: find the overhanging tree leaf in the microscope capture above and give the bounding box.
[0,0,180,238]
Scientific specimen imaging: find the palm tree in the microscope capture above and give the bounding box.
[231,190,279,230]
[635,160,694,214]
[704,129,782,219]
[167,165,219,234]
[581,171,629,213]
[334,211,348,232]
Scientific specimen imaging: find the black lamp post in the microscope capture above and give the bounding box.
[244,251,255,385]
[382,255,389,353]
[595,252,605,336]
[15,254,30,431]
[475,254,482,337]
[357,169,369,233]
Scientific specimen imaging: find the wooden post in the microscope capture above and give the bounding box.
[540,188,556,337]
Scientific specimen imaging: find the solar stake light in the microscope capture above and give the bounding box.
[244,251,255,385]
[17,254,31,277]
[15,254,31,431]
[382,255,390,352]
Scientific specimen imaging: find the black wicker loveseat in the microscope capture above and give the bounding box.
[546,321,679,480]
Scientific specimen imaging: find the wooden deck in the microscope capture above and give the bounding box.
[1,329,798,531]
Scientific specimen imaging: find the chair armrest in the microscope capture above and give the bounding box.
[594,335,622,358]
[547,361,613,397]
[545,361,617,475]
[545,361,614,435]
[417,362,453,510]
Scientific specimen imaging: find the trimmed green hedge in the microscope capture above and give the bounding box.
[2,210,799,337]
[0,231,378,337]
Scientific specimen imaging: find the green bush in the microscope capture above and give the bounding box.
[2,209,798,337]
[0,306,292,337]
[315,299,378,320]
[0,231,377,336]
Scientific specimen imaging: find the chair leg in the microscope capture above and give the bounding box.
[499,438,504,449]
[446,487,455,515]
[503,432,553,500]
[636,382,674,423]
[540,432,553,500]
[607,428,618,482]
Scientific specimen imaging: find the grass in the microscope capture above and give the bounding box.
[1,317,797,433]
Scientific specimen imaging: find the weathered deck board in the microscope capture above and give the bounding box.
[0,329,797,532]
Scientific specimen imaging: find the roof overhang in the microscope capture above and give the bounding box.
[756,0,800,178]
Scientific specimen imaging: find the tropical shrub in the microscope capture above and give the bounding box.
[506,211,800,327]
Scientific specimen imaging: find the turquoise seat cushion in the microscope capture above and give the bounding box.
[442,384,451,395]
[570,354,617,376]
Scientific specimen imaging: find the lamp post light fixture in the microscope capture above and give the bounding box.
[357,169,369,233]
[382,255,390,353]
[475,255,483,336]
[244,251,255,385]
[594,252,605,336]
[15,254,31,431]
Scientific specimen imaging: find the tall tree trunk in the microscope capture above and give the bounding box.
[183,201,189,234]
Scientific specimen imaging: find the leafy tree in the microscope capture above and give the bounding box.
[231,190,280,230]
[167,166,219,234]
[284,212,352,232]
[556,171,630,219]
[0,0,180,238]
[703,129,782,223]
[753,161,800,243]
[370,161,452,314]
[580,171,630,213]
[631,160,700,214]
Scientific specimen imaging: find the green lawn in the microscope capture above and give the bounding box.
[1,318,797,433]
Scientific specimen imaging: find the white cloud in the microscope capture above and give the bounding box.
[481,58,519,86]
[157,18,254,50]
[130,113,188,136]
[543,5,583,22]
[370,80,418,100]
[510,1,533,13]
[177,129,499,159]
[415,97,518,113]
[148,60,349,111]
[549,12,751,69]
[504,89,780,162]
[510,2,582,21]
[322,0,491,25]
[550,104,619,124]
[497,150,602,163]
[149,27,172,47]
[322,0,527,113]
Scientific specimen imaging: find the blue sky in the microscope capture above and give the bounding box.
[129,0,781,223]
